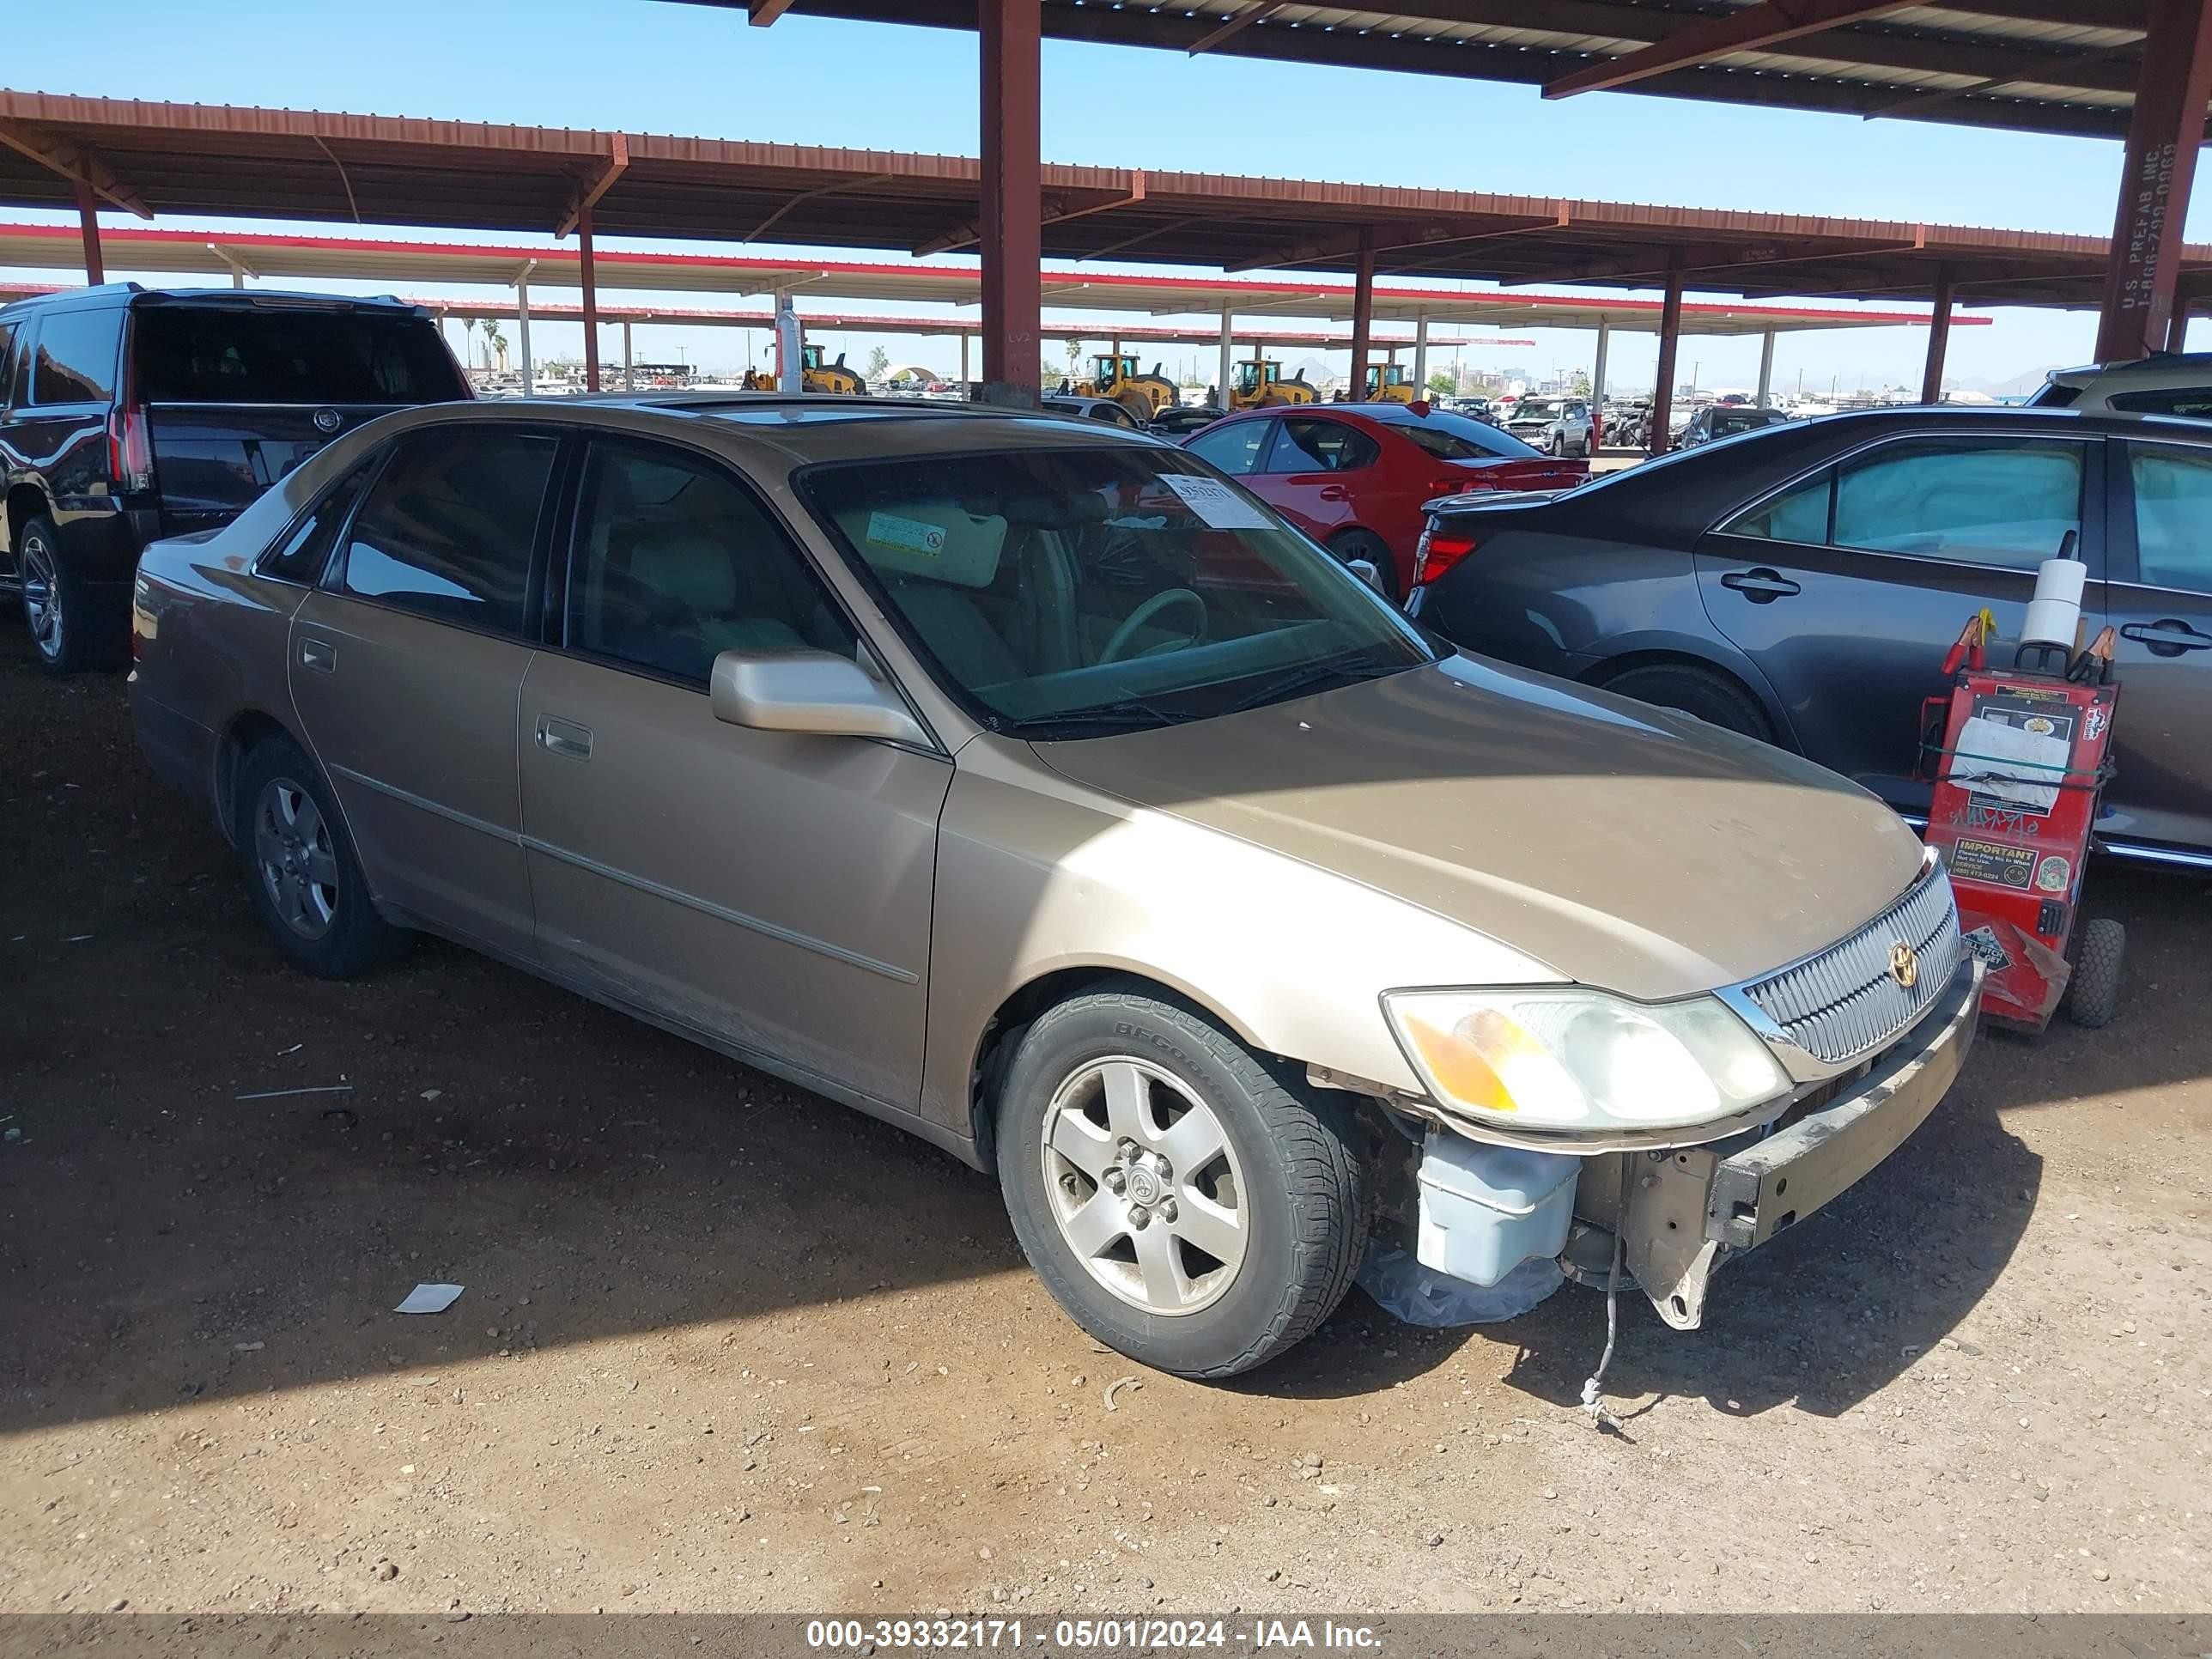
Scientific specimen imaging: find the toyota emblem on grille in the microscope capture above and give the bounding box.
[1887,941,1919,990]
[313,408,343,434]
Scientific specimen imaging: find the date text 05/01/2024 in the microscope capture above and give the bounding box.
[804,1618,1383,1650]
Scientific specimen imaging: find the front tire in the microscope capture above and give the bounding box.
[235,735,410,978]
[995,987,1370,1378]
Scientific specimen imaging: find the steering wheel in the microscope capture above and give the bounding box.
[1101,587,1206,664]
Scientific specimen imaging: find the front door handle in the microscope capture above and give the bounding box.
[1720,568,1802,602]
[2121,618,2212,654]
[298,636,337,674]
[535,714,593,760]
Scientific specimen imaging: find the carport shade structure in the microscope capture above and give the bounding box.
[0,83,2179,417]
[705,0,2212,434]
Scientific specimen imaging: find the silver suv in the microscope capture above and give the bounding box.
[2027,352,2212,419]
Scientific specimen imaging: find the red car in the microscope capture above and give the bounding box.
[1182,402,1587,599]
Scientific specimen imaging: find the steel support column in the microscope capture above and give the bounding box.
[1413,312,1431,399]
[1755,327,1777,407]
[978,0,1042,406]
[623,319,634,390]
[1649,263,1686,455]
[578,206,601,392]
[1920,268,1955,404]
[516,268,534,393]
[2096,0,2212,361]
[1218,311,1233,408]
[1590,319,1611,428]
[960,331,971,386]
[1348,228,1376,400]
[75,179,103,284]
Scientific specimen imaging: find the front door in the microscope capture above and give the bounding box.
[288,424,558,961]
[1694,433,2103,811]
[2104,436,2212,856]
[516,435,951,1109]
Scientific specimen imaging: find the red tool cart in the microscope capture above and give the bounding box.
[1919,615,2125,1035]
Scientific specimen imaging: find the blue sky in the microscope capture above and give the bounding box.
[4,0,2189,391]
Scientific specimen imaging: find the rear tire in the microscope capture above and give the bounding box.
[994,986,1371,1379]
[1600,661,1778,744]
[1329,528,1400,604]
[235,735,410,978]
[2065,917,2124,1029]
[17,514,111,676]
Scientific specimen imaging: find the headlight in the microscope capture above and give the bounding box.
[1382,988,1790,1134]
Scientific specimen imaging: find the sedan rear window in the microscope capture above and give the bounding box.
[134,307,466,404]
[1376,406,1544,462]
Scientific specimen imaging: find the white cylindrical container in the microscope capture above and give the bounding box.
[2021,555,2087,649]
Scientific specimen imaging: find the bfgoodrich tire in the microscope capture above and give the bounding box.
[1601,661,1778,745]
[235,736,410,978]
[995,986,1371,1379]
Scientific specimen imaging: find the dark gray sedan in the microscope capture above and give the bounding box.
[1409,406,2212,870]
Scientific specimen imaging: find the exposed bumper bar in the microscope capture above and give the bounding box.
[1707,958,1984,1251]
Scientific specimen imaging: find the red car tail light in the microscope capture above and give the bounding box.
[1414,523,1481,586]
[108,405,155,494]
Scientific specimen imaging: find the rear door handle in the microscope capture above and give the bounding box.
[2121,618,2212,654]
[535,714,593,760]
[298,636,337,674]
[1720,568,1802,602]
[1316,483,1351,501]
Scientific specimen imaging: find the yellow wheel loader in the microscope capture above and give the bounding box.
[742,343,866,394]
[1226,358,1318,410]
[1364,359,1418,404]
[1074,353,1179,419]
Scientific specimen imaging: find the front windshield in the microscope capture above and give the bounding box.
[799,444,1436,736]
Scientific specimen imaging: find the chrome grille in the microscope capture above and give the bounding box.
[1741,866,1963,1066]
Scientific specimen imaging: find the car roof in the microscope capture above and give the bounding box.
[0,283,431,320]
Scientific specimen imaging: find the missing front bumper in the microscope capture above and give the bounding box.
[1610,958,1984,1330]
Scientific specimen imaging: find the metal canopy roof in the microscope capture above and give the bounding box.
[0,89,2189,307]
[696,0,2170,141]
[0,222,1971,336]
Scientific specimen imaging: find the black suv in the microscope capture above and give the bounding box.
[1,286,469,672]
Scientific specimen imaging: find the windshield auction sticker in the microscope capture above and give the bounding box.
[1158,472,1274,531]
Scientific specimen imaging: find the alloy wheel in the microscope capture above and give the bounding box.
[253,778,341,939]
[21,534,62,663]
[1039,1057,1249,1316]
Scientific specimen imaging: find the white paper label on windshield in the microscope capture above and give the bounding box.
[865,511,949,557]
[1159,472,1273,531]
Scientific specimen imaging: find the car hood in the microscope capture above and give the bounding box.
[1031,654,1928,1001]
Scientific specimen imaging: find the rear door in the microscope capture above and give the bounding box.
[1255,416,1376,543]
[1693,433,2102,811]
[2103,435,2212,855]
[132,301,468,534]
[288,423,558,962]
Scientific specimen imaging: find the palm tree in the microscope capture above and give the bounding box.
[461,317,477,371]
[482,319,507,372]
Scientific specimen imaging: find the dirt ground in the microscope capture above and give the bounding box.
[2,631,2207,1620]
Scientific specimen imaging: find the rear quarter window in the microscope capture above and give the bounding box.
[133,307,466,404]
[30,308,123,405]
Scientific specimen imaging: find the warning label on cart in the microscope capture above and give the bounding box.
[1948,836,2037,890]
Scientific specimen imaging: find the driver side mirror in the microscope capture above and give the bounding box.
[1346,557,1384,592]
[709,649,928,747]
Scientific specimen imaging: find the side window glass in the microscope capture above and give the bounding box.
[0,323,16,405]
[2130,445,2212,594]
[1185,421,1268,477]
[1723,471,1831,544]
[261,460,378,586]
[1268,419,1378,473]
[2107,386,2212,419]
[567,441,858,684]
[338,428,556,633]
[30,309,123,405]
[1832,439,2081,569]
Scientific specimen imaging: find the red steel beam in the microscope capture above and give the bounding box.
[1649,260,1686,455]
[579,204,601,392]
[979,0,1042,403]
[1349,228,1376,400]
[2095,0,2212,361]
[1920,265,1954,403]
[75,179,103,285]
[1544,0,1917,100]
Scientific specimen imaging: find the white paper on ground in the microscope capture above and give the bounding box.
[1954,714,2069,813]
[393,1283,465,1316]
[1158,472,1273,530]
